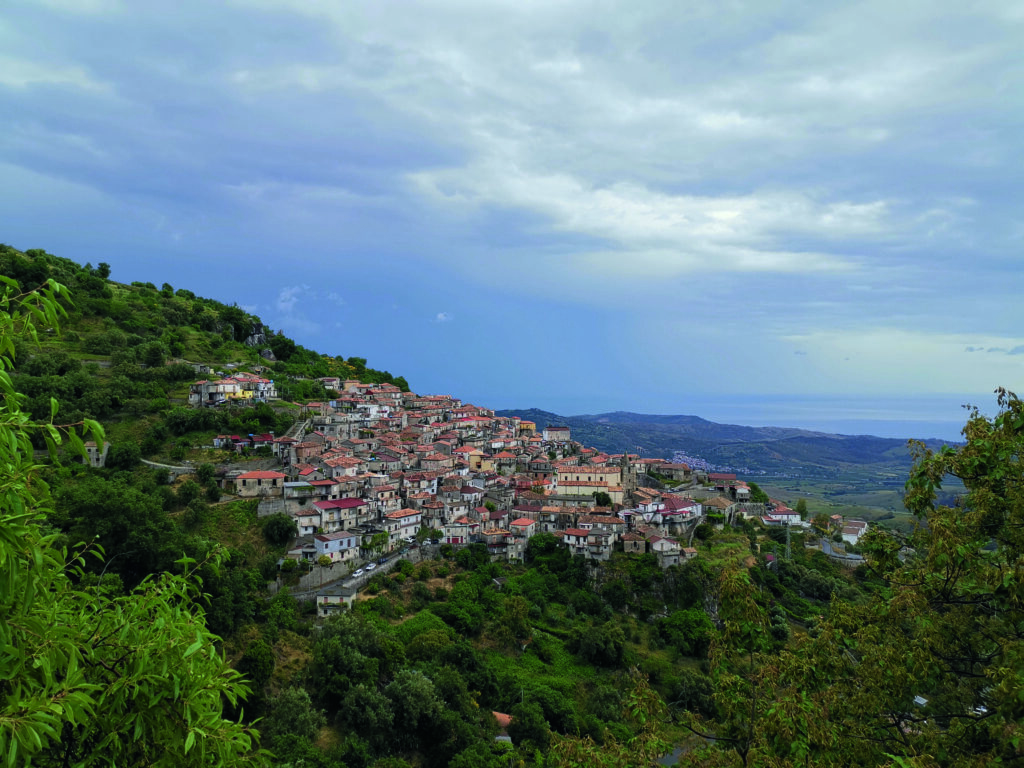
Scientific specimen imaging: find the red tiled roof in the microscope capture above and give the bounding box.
[313,498,367,510]
[237,470,286,480]
[385,508,420,519]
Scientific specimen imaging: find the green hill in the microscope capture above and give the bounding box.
[2,243,407,452]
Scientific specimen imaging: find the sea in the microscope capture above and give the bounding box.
[672,394,986,442]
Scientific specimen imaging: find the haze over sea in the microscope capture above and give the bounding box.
[490,393,983,443]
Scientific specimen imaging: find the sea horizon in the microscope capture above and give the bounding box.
[500,393,993,443]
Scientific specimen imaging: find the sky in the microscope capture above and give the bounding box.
[2,0,1023,440]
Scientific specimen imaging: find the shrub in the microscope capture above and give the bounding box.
[263,513,297,547]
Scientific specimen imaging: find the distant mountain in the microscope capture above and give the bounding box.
[497,408,949,476]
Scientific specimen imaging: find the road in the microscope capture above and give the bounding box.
[819,539,865,562]
[288,542,436,600]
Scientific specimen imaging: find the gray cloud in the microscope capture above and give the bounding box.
[1,0,1023,409]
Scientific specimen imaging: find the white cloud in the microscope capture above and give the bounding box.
[434,312,453,323]
[29,0,123,12]
[276,285,309,314]
[0,56,107,91]
[412,163,882,274]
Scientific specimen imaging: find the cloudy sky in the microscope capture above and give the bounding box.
[3,0,1022,439]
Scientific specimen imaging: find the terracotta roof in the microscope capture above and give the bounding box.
[385,508,420,519]
[237,470,286,480]
[313,498,367,509]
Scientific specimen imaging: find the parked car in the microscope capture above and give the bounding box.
[365,562,377,571]
[353,568,364,578]
[377,557,387,565]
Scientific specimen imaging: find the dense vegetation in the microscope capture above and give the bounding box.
[4,248,1024,767]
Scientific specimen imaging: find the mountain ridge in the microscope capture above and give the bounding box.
[497,407,950,476]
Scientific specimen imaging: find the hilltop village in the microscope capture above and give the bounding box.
[181,374,855,607]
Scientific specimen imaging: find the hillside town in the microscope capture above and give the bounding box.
[184,376,866,605]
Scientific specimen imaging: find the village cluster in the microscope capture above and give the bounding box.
[189,375,868,599]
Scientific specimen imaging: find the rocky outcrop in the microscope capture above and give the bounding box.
[243,323,269,348]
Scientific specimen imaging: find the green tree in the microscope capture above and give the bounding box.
[262,513,297,547]
[747,482,769,504]
[177,478,202,507]
[54,475,182,587]
[236,638,275,691]
[0,277,264,766]
[366,531,389,557]
[693,522,714,546]
[196,462,216,484]
[105,440,141,470]
[507,701,550,751]
[678,391,1024,767]
[795,497,808,518]
[260,686,325,748]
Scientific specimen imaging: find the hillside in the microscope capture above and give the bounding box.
[498,407,949,477]
[1,244,407,437]
[3,245,1020,768]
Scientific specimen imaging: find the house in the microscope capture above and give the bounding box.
[555,465,624,503]
[295,507,322,537]
[842,520,869,545]
[656,462,692,483]
[313,498,372,531]
[563,528,590,557]
[443,515,477,545]
[317,583,357,617]
[369,484,402,515]
[542,425,571,443]
[648,535,682,567]
[509,517,536,539]
[420,453,455,472]
[384,508,422,547]
[481,528,511,559]
[235,470,287,498]
[188,378,242,406]
[313,530,360,562]
[708,473,737,489]
[621,532,646,554]
[577,514,627,538]
[586,529,614,561]
[84,441,108,468]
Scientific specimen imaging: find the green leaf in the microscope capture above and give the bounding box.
[184,635,203,658]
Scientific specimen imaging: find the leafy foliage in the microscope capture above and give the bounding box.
[0,277,265,767]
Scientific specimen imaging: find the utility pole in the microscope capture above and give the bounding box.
[785,520,792,560]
